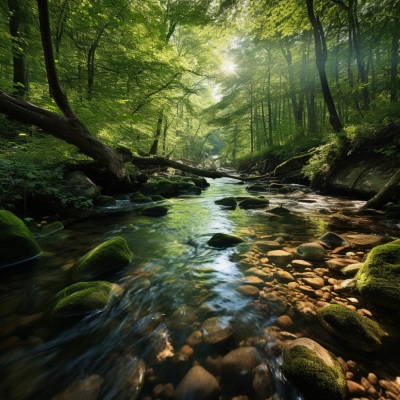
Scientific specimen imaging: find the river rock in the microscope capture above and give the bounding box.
[0,210,42,268]
[302,277,325,289]
[71,236,131,281]
[220,347,262,393]
[207,233,244,248]
[317,304,388,352]
[252,364,274,399]
[238,197,269,209]
[237,285,260,297]
[355,239,400,309]
[94,196,117,207]
[281,338,347,400]
[274,270,294,282]
[202,316,233,344]
[326,258,357,272]
[295,242,326,261]
[291,259,313,269]
[266,250,292,264]
[341,262,363,277]
[242,275,264,286]
[47,281,120,324]
[175,365,220,400]
[66,171,101,199]
[318,232,348,248]
[53,375,104,400]
[141,205,169,216]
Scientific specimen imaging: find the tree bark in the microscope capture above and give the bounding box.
[149,110,164,155]
[358,169,400,212]
[8,0,29,97]
[306,0,343,133]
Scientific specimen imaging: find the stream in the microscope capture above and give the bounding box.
[0,177,399,400]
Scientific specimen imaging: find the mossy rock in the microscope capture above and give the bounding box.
[130,192,152,203]
[238,198,269,209]
[71,237,131,281]
[215,197,237,208]
[141,205,168,217]
[38,221,64,237]
[317,304,388,352]
[0,210,42,268]
[189,177,210,188]
[207,233,244,248]
[282,338,347,400]
[150,195,166,202]
[47,281,120,323]
[141,179,180,198]
[385,204,400,220]
[355,239,400,309]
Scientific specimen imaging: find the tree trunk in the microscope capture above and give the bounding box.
[149,110,164,155]
[306,0,343,133]
[358,169,400,212]
[8,0,29,97]
[390,21,399,103]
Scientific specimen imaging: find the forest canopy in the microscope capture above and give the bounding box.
[0,0,399,169]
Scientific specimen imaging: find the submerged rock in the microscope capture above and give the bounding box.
[141,205,169,216]
[38,221,64,237]
[282,338,347,400]
[317,304,388,352]
[318,232,348,248]
[47,281,120,323]
[71,236,131,281]
[215,197,237,209]
[355,239,400,309]
[202,316,233,344]
[0,210,42,268]
[130,192,152,203]
[207,233,244,248]
[220,347,262,394]
[175,365,220,400]
[238,197,269,209]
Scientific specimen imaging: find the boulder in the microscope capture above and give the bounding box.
[71,237,131,281]
[317,304,388,352]
[65,171,101,199]
[0,210,42,268]
[141,179,180,198]
[282,338,347,400]
[238,198,269,209]
[207,233,244,248]
[355,239,400,309]
[295,242,326,261]
[94,196,117,207]
[220,347,262,394]
[47,281,120,323]
[175,365,220,400]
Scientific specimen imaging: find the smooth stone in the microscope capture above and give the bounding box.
[347,380,367,396]
[221,347,262,393]
[295,242,326,261]
[186,330,203,347]
[266,250,292,264]
[341,262,363,277]
[252,364,274,399]
[175,366,220,400]
[242,275,264,285]
[276,315,294,329]
[291,259,313,268]
[207,233,244,248]
[275,270,295,282]
[237,285,260,297]
[326,258,357,272]
[202,317,233,345]
[302,277,325,289]
[318,232,348,247]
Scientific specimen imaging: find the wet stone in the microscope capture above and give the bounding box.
[302,277,325,289]
[241,275,264,286]
[237,285,260,297]
[291,259,313,269]
[266,250,292,264]
[201,317,233,345]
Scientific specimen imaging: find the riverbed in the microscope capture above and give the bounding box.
[0,178,399,399]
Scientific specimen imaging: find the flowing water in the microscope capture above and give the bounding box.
[0,178,398,399]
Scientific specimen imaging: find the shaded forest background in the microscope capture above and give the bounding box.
[0,0,399,209]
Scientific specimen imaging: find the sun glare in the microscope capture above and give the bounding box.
[221,60,236,75]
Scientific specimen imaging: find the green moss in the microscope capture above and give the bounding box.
[150,195,166,202]
[189,177,209,188]
[238,197,269,209]
[48,281,116,322]
[207,233,244,248]
[0,210,42,267]
[282,345,347,400]
[130,192,152,203]
[141,179,180,198]
[318,304,387,351]
[355,239,400,309]
[71,236,131,281]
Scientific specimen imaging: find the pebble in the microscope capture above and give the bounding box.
[347,380,367,396]
[179,345,194,357]
[186,330,203,347]
[276,315,294,329]
[368,373,379,385]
